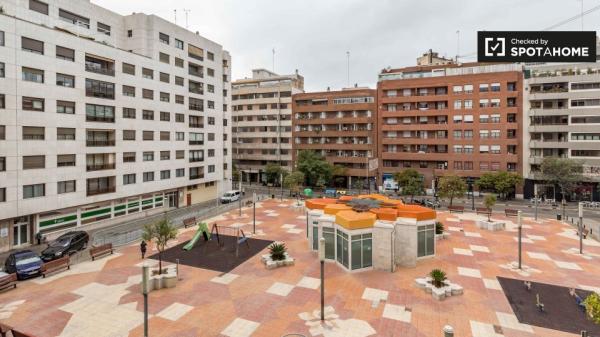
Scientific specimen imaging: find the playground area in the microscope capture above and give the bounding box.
[0,197,599,337]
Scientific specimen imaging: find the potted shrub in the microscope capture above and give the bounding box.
[142,217,178,275]
[483,194,497,222]
[435,221,444,235]
[429,269,447,288]
[584,292,600,324]
[269,242,287,261]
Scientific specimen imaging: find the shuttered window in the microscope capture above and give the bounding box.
[23,155,45,169]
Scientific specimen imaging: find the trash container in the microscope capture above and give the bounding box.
[556,214,562,221]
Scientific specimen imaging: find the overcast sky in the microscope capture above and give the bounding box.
[94,0,600,91]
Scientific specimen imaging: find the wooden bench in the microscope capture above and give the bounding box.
[447,205,464,213]
[183,217,196,228]
[90,243,113,261]
[476,207,492,216]
[41,256,70,278]
[505,208,519,217]
[579,228,590,239]
[0,273,17,292]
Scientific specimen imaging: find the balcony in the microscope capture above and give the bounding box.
[189,158,204,163]
[86,115,115,123]
[87,186,115,196]
[86,176,116,196]
[189,123,204,128]
[86,139,115,147]
[189,140,204,145]
[86,163,115,171]
[85,54,115,76]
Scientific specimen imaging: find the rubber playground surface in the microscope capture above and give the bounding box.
[149,235,273,273]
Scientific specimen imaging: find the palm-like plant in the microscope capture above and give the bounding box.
[269,242,287,261]
[142,217,178,274]
[429,269,447,288]
[435,221,444,235]
[347,198,382,212]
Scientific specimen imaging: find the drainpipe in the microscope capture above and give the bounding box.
[390,225,396,272]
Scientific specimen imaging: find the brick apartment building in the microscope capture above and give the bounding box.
[292,88,377,189]
[377,61,523,196]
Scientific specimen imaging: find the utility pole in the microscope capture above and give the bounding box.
[141,265,149,337]
[239,175,243,216]
[534,184,539,221]
[280,172,283,201]
[318,237,326,321]
[518,210,523,269]
[253,192,256,234]
[579,202,584,254]
[182,9,190,29]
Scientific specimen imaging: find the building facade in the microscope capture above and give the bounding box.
[292,87,378,189]
[232,69,304,183]
[377,62,523,195]
[523,62,600,201]
[0,0,232,252]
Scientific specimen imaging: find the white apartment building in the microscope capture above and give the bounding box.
[0,0,232,252]
[232,69,303,183]
[523,62,600,201]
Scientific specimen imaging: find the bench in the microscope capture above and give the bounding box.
[0,273,17,292]
[90,243,113,261]
[183,217,196,228]
[579,228,590,239]
[41,256,70,278]
[447,205,464,213]
[476,207,492,216]
[505,209,519,217]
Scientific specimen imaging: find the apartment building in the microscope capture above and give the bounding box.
[292,87,377,189]
[378,61,523,195]
[523,62,600,201]
[0,0,232,252]
[232,69,304,183]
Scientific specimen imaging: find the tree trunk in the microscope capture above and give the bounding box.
[449,196,453,207]
[158,251,162,275]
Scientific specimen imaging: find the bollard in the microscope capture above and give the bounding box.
[443,325,454,337]
[581,331,587,337]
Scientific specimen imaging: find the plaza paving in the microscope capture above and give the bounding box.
[1,198,599,337]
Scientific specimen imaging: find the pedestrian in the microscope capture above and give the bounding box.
[140,240,147,259]
[35,232,42,245]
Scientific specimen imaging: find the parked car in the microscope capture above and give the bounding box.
[220,190,241,203]
[4,250,43,280]
[40,231,89,262]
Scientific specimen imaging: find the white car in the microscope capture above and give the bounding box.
[220,190,241,203]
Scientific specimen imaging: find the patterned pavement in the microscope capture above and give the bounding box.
[0,198,599,337]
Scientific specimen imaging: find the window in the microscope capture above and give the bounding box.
[123,108,136,119]
[175,58,184,68]
[176,150,185,159]
[175,39,184,49]
[160,131,170,141]
[57,154,75,167]
[479,145,489,154]
[97,22,111,35]
[143,152,154,161]
[56,73,74,87]
[85,78,115,99]
[22,97,44,111]
[491,83,501,92]
[464,100,472,109]
[480,161,489,170]
[142,89,154,100]
[160,92,170,102]
[189,97,203,111]
[159,72,169,83]
[464,161,473,170]
[207,68,215,77]
[0,95,4,109]
[176,132,184,141]
[57,127,75,140]
[143,172,154,182]
[208,165,215,173]
[0,125,5,140]
[189,80,203,94]
[58,180,76,194]
[123,152,135,163]
[86,177,115,196]
[490,145,501,154]
[491,114,501,123]
[23,184,45,199]
[189,132,204,145]
[23,155,45,169]
[142,131,153,140]
[188,44,204,61]
[175,76,184,86]
[207,51,214,61]
[175,95,184,104]
[122,63,135,75]
[160,151,170,160]
[0,31,3,46]
[123,130,135,140]
[453,100,462,109]
[453,130,462,139]
[123,174,136,185]
[463,115,473,123]
[490,130,501,139]
[479,114,489,123]
[0,62,4,78]
[479,83,489,92]
[22,37,44,54]
[159,32,169,44]
[122,85,135,97]
[56,46,75,61]
[59,9,89,28]
[208,149,215,157]
[453,85,462,94]
[207,84,215,93]
[208,133,215,141]
[22,67,44,83]
[29,0,49,14]
[142,110,154,120]
[207,101,215,109]
[175,114,184,123]
[189,166,204,179]
[160,170,170,180]
[464,130,473,139]
[142,68,153,79]
[160,111,170,121]
[127,30,132,37]
[86,104,114,122]
[159,52,170,64]
[176,168,185,177]
[0,157,4,171]
[417,224,435,257]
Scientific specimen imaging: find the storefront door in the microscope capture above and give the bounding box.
[13,222,29,247]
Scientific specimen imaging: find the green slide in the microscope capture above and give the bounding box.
[183,222,210,251]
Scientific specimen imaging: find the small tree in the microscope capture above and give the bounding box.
[493,172,523,200]
[429,269,447,288]
[483,194,497,221]
[284,171,305,202]
[437,175,467,206]
[142,217,178,274]
[265,163,284,186]
[296,150,334,187]
[540,157,584,219]
[583,292,600,324]
[394,169,424,202]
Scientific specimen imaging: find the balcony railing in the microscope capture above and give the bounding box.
[86,163,116,171]
[86,115,115,123]
[189,174,204,180]
[86,139,115,147]
[189,140,204,145]
[189,123,204,128]
[87,186,116,196]
[189,158,204,163]
[85,63,115,76]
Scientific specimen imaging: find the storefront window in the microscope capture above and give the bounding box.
[312,224,318,250]
[351,233,372,270]
[417,224,435,257]
[336,229,349,268]
[323,227,335,260]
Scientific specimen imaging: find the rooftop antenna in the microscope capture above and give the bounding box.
[346,51,350,87]
[272,48,275,72]
[182,9,190,29]
[455,30,460,62]
[174,9,177,24]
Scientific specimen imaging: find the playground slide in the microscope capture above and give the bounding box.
[183,223,210,251]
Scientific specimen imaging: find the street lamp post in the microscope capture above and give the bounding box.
[142,265,149,337]
[280,172,284,201]
[239,175,243,216]
[318,237,325,321]
[253,192,256,234]
[579,202,584,254]
[518,210,523,269]
[534,184,539,221]
[467,178,475,211]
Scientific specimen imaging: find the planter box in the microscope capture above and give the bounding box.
[476,220,505,231]
[141,264,178,293]
[261,253,295,269]
[414,277,463,301]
